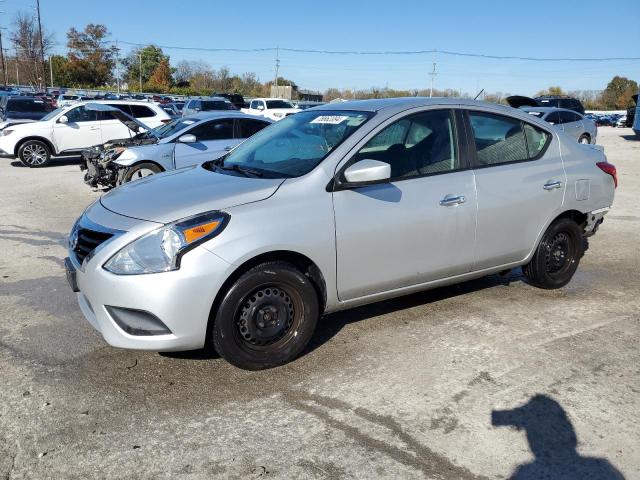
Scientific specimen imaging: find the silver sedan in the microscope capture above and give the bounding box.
[521,107,597,144]
[65,97,616,369]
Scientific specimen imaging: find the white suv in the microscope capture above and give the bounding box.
[0,100,171,167]
[242,98,301,121]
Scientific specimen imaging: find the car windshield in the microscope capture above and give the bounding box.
[216,110,372,178]
[266,100,294,109]
[39,107,65,121]
[150,118,199,139]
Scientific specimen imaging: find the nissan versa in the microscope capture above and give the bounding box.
[65,98,616,370]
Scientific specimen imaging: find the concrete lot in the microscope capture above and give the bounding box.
[0,128,638,479]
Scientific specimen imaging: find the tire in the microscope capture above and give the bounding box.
[122,162,162,183]
[578,134,590,144]
[522,218,584,289]
[18,140,51,168]
[212,261,319,370]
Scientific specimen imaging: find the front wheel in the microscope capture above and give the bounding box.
[18,140,51,167]
[122,162,162,183]
[212,262,319,370]
[523,218,584,289]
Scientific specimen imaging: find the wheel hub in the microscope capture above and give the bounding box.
[546,233,570,273]
[237,287,295,347]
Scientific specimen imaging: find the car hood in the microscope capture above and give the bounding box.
[100,165,285,223]
[506,95,540,109]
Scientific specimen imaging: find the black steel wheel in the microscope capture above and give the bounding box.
[523,218,583,289]
[213,261,319,370]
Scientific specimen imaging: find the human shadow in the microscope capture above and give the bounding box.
[492,395,624,479]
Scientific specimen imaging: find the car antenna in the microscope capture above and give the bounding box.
[474,89,485,101]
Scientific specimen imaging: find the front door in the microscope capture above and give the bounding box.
[174,118,236,169]
[52,105,102,153]
[466,110,566,269]
[333,109,477,301]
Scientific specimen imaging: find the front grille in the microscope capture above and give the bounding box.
[73,228,113,264]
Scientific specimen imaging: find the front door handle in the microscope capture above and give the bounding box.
[439,194,466,207]
[543,181,562,190]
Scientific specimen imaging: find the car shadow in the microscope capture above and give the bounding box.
[492,395,625,479]
[10,155,82,168]
[163,271,522,363]
[620,134,638,141]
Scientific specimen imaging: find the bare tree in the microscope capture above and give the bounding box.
[10,12,53,88]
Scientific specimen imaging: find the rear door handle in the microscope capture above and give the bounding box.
[543,181,562,190]
[439,194,466,207]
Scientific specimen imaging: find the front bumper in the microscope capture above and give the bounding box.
[67,204,235,351]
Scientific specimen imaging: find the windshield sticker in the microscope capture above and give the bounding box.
[311,115,348,125]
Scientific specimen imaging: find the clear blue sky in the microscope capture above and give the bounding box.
[2,0,639,95]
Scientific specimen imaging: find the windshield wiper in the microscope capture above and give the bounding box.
[220,163,264,178]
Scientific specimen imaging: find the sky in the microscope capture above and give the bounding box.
[1,0,639,96]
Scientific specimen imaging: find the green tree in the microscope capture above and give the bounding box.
[123,45,169,91]
[66,24,115,87]
[601,76,638,110]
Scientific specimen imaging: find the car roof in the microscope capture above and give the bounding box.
[74,99,158,106]
[186,111,273,122]
[313,97,513,113]
[189,96,230,101]
[521,106,581,115]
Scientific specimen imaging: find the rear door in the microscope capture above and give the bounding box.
[333,108,477,300]
[174,118,235,168]
[52,105,102,152]
[558,111,582,141]
[465,110,565,269]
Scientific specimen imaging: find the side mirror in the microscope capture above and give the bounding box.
[256,105,264,111]
[194,107,201,112]
[343,159,391,185]
[178,134,196,143]
[58,115,69,124]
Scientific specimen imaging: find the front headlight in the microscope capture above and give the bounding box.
[103,211,229,275]
[272,112,284,118]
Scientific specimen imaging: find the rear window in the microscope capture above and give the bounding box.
[6,99,50,113]
[201,101,235,111]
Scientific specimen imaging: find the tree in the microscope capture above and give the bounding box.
[66,24,115,87]
[123,45,169,91]
[10,12,54,87]
[536,86,565,97]
[145,58,172,92]
[601,76,638,110]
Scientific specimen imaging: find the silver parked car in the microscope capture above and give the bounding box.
[65,98,616,370]
[82,110,272,188]
[522,107,597,144]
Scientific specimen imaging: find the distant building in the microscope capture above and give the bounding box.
[270,84,323,102]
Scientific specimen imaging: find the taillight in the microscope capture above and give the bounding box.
[596,161,617,189]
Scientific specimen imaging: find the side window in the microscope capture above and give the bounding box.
[557,111,576,124]
[352,110,458,180]
[239,119,270,138]
[545,111,561,125]
[129,105,155,118]
[250,100,259,109]
[523,123,551,159]
[468,111,528,166]
[188,119,234,141]
[106,103,134,117]
[65,106,98,123]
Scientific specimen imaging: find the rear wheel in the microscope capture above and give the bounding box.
[18,140,51,168]
[122,162,162,183]
[523,218,584,289]
[212,262,319,370]
[578,134,590,144]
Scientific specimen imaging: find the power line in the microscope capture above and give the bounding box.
[111,40,640,62]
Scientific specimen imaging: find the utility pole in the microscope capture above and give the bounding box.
[429,51,437,98]
[139,51,142,92]
[114,40,120,94]
[0,30,6,86]
[273,46,279,97]
[35,0,46,89]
